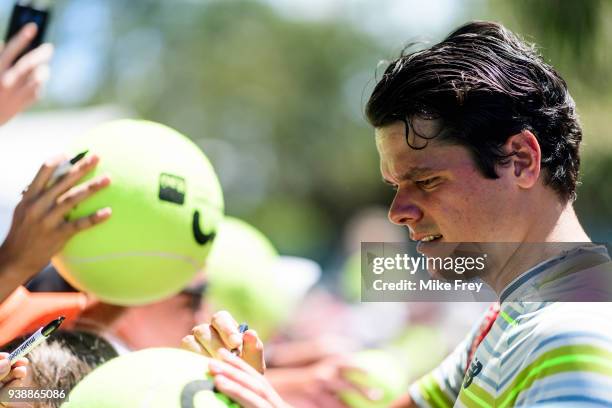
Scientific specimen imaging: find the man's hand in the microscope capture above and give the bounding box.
[0,154,111,300]
[209,349,289,408]
[182,311,265,373]
[389,393,418,408]
[0,353,29,407]
[267,356,379,408]
[0,353,27,384]
[0,23,53,125]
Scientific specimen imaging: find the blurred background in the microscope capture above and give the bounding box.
[0,0,610,279]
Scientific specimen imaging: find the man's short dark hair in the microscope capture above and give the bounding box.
[366,21,582,201]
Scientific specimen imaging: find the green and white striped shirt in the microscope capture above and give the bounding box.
[409,245,612,407]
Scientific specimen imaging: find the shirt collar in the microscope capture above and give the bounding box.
[500,244,610,303]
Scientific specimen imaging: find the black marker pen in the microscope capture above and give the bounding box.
[8,316,64,364]
[46,150,89,188]
[230,323,249,356]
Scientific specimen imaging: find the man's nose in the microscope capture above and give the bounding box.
[388,190,423,225]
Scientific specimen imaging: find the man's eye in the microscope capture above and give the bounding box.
[416,177,441,189]
[384,180,399,191]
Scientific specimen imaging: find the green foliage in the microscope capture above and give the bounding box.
[46,0,612,259]
[99,0,388,261]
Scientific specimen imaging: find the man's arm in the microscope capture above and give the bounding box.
[0,262,28,303]
[390,393,418,408]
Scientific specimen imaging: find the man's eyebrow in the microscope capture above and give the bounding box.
[383,167,437,184]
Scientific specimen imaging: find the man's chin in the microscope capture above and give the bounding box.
[416,239,458,258]
[426,266,460,281]
[426,267,447,280]
[420,241,488,281]
[427,267,483,281]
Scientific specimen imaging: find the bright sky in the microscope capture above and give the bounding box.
[0,0,474,105]
[261,0,469,42]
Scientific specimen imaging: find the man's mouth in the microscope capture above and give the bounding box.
[419,234,443,243]
[416,234,453,259]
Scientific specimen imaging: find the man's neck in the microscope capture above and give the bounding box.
[485,202,590,294]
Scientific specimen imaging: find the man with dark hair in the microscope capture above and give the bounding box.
[174,21,612,408]
[364,20,612,407]
[367,20,581,205]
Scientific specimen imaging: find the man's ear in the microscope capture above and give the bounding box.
[502,130,541,190]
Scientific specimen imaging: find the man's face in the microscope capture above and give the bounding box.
[111,285,209,350]
[376,121,527,251]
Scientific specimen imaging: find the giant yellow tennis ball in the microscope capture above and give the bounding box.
[206,217,289,341]
[389,326,447,380]
[340,349,409,408]
[52,120,224,305]
[62,348,237,407]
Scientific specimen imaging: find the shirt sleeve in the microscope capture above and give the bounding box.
[408,305,496,408]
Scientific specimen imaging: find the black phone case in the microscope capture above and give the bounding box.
[5,4,49,62]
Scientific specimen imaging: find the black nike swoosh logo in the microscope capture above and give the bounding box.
[180,379,215,408]
[192,210,216,246]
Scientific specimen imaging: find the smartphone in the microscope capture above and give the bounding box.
[5,1,51,63]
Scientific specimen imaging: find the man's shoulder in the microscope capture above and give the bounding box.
[519,302,612,358]
[530,301,612,331]
[503,302,612,406]
[534,301,612,326]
